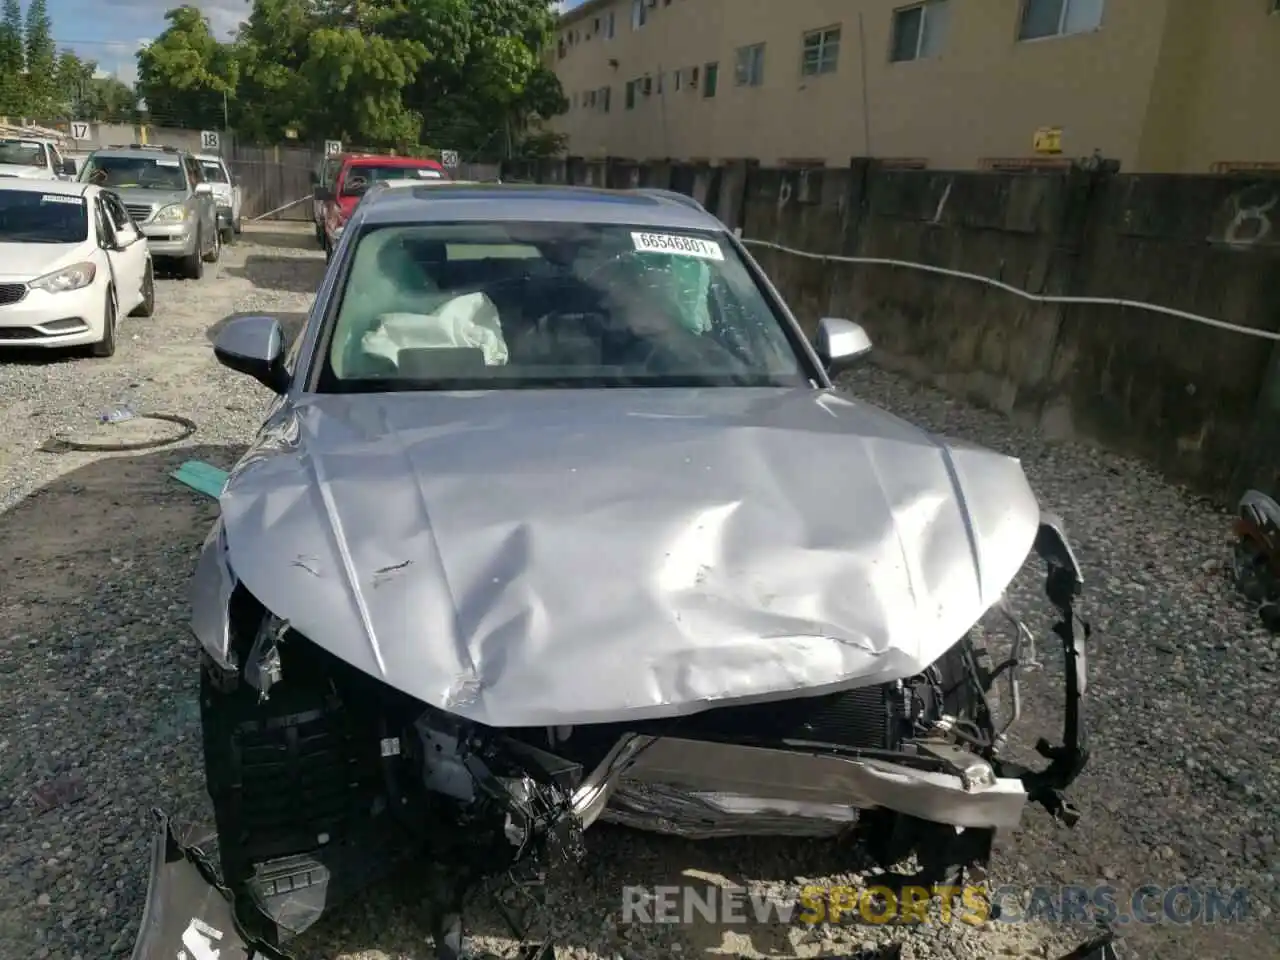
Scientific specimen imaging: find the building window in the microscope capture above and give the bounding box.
[734,43,765,87]
[801,26,840,76]
[600,86,611,112]
[703,61,718,97]
[1018,0,1104,41]
[625,80,637,109]
[605,10,615,38]
[890,1,950,61]
[631,0,646,29]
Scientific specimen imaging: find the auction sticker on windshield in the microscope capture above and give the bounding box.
[155,158,180,167]
[631,231,724,260]
[41,194,82,204]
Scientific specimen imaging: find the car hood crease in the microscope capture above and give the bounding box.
[214,387,1041,727]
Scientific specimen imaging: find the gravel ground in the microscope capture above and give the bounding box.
[0,226,1276,960]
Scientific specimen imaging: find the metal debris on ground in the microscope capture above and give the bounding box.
[1231,489,1280,631]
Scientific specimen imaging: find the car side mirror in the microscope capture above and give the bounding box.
[213,315,288,393]
[194,182,214,196]
[114,224,139,249]
[314,185,332,201]
[60,159,77,176]
[814,317,872,374]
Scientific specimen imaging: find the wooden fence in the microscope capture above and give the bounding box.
[223,143,502,222]
[224,144,318,221]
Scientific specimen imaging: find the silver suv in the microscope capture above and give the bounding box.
[77,144,220,279]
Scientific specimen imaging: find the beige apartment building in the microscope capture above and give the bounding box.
[549,0,1280,172]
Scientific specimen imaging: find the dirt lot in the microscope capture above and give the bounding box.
[0,223,1275,960]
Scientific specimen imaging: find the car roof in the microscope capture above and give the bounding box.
[89,146,189,159]
[344,154,445,169]
[359,183,723,230]
[0,178,90,197]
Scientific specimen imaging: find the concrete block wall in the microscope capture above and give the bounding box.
[502,156,1280,500]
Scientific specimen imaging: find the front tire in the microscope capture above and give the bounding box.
[91,290,117,358]
[129,261,155,318]
[204,226,222,263]
[181,234,204,280]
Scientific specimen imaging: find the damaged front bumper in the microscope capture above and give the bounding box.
[164,517,1094,959]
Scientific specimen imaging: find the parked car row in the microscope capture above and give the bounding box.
[0,141,248,358]
[0,179,154,357]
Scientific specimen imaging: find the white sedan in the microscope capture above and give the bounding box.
[0,179,154,358]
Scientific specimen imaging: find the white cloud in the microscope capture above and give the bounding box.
[112,1,249,40]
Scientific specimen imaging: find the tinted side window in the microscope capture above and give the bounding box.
[102,193,132,231]
[94,198,114,247]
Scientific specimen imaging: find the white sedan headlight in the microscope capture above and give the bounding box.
[153,204,188,223]
[29,262,96,294]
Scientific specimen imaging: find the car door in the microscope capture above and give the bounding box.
[185,155,216,247]
[225,161,242,223]
[98,192,147,312]
[47,142,65,180]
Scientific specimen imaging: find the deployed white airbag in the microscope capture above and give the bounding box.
[361,293,509,369]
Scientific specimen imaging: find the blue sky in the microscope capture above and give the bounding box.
[46,0,251,84]
[47,0,586,86]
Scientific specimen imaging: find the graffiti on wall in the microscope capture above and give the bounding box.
[1209,183,1278,250]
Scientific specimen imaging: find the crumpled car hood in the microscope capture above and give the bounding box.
[209,387,1041,727]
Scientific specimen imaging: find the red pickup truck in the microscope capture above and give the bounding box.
[314,153,448,260]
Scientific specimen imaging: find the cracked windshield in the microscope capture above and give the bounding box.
[324,221,809,389]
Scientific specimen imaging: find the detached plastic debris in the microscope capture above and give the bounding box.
[130,808,286,960]
[171,460,230,499]
[99,404,137,424]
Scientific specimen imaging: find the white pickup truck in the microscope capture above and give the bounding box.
[0,137,77,180]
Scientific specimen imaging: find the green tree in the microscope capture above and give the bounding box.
[89,75,139,123]
[300,26,429,146]
[137,6,238,129]
[231,0,315,141]
[55,49,94,119]
[134,0,567,153]
[23,0,56,118]
[0,0,25,117]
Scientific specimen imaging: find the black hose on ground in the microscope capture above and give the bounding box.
[48,412,198,452]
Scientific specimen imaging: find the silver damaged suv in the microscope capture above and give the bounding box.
[77,144,221,279]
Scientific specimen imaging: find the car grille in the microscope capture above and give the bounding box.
[0,283,27,306]
[124,203,153,223]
